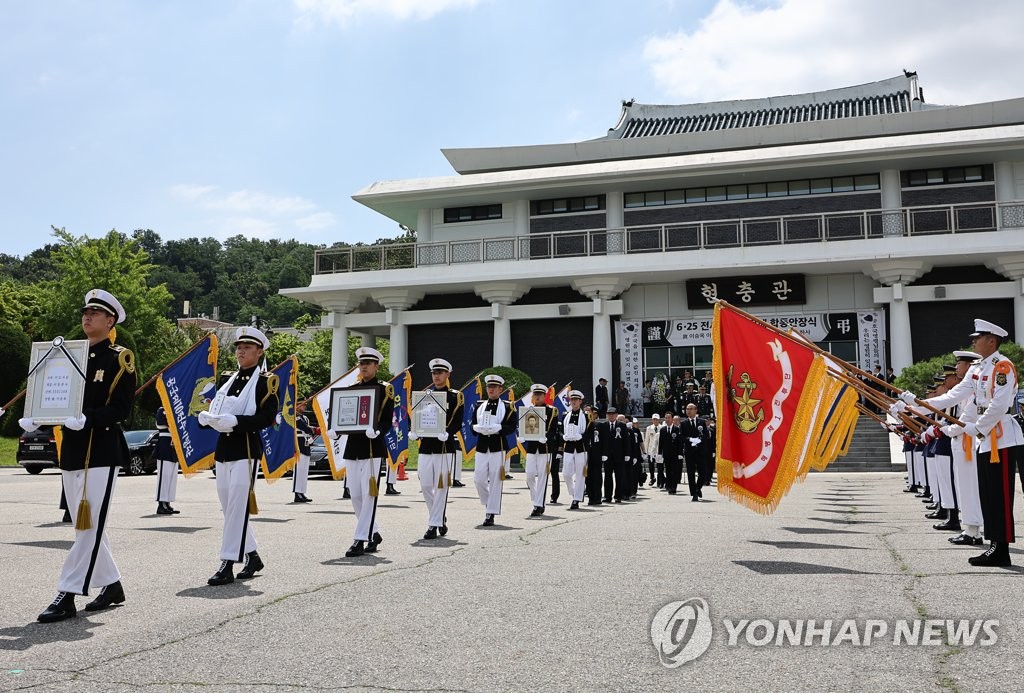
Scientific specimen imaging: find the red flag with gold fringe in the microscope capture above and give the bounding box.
[712,302,827,513]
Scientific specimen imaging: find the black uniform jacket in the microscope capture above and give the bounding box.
[341,378,395,461]
[59,338,136,471]
[208,367,280,462]
[562,409,592,455]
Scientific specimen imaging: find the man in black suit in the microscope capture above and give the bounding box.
[595,378,609,417]
[680,403,712,501]
[660,415,683,495]
[585,407,609,505]
[606,409,629,502]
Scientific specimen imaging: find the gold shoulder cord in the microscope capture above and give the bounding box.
[446,390,464,428]
[259,373,280,407]
[377,382,395,419]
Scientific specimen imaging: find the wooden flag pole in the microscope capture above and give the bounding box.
[831,371,929,433]
[135,333,217,396]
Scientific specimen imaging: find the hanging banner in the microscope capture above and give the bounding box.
[619,320,643,406]
[857,310,886,370]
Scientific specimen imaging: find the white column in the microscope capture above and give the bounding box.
[492,303,511,366]
[331,319,348,380]
[389,321,408,372]
[889,287,913,372]
[416,208,433,243]
[361,333,375,348]
[880,169,901,208]
[606,191,624,229]
[1015,292,1024,343]
[592,304,612,387]
[995,161,1016,201]
[512,199,529,236]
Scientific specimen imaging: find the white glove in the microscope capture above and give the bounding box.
[689,437,701,446]
[0,407,5,417]
[601,455,608,462]
[210,416,234,433]
[962,422,979,438]
[888,401,907,417]
[483,425,500,436]
[365,424,379,439]
[898,391,917,405]
[921,427,934,444]
[19,417,38,433]
[437,431,448,442]
[941,424,964,437]
[408,431,418,442]
[327,429,341,440]
[220,414,238,430]
[472,424,484,434]
[63,414,87,431]
[198,411,213,426]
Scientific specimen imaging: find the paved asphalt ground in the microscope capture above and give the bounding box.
[1,464,1022,692]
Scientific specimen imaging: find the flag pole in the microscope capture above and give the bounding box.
[831,371,930,432]
[2,389,25,411]
[716,300,962,426]
[135,333,217,396]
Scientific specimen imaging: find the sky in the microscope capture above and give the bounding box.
[2,0,1023,258]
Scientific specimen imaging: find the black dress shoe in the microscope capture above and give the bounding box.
[85,581,125,611]
[166,504,180,514]
[452,480,465,488]
[691,496,700,502]
[550,499,559,505]
[902,487,918,493]
[570,501,580,510]
[293,493,312,503]
[667,490,677,495]
[925,510,946,520]
[530,507,543,516]
[925,503,939,510]
[62,509,72,523]
[949,534,983,546]
[237,551,264,579]
[345,541,365,557]
[439,523,448,536]
[968,543,1012,567]
[364,531,383,553]
[482,514,494,527]
[156,503,174,515]
[587,500,602,506]
[342,488,351,499]
[933,519,962,531]
[423,527,438,540]
[385,484,401,495]
[207,560,234,586]
[37,592,76,623]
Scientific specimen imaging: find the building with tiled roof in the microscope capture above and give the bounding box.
[283,74,1024,408]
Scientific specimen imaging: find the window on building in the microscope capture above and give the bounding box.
[443,204,503,223]
[531,195,606,215]
[626,173,879,208]
[904,165,992,187]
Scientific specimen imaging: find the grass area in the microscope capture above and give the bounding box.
[0,436,20,467]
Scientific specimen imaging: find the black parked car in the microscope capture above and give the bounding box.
[17,427,59,475]
[123,429,159,476]
[309,435,332,475]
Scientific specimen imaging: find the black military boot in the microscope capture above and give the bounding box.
[207,560,234,586]
[37,592,76,623]
[345,541,365,557]
[85,581,125,611]
[365,532,383,553]
[237,551,264,579]
[423,526,438,540]
[439,517,448,536]
[385,483,401,495]
[933,509,961,531]
[968,542,1011,567]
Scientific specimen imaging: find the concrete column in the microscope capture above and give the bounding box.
[389,321,408,372]
[995,161,1015,201]
[889,286,913,372]
[592,304,612,388]
[361,333,375,348]
[416,208,433,243]
[512,199,529,236]
[880,169,901,208]
[492,303,511,366]
[1015,292,1024,343]
[330,318,348,380]
[606,191,624,230]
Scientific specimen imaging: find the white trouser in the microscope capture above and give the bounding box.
[156,458,178,502]
[419,453,452,528]
[525,452,550,508]
[913,450,926,489]
[58,467,121,595]
[562,451,587,502]
[934,453,956,510]
[925,454,939,502]
[474,451,505,515]
[453,450,463,480]
[347,458,382,542]
[215,459,257,562]
[387,462,397,485]
[292,453,310,495]
[951,436,984,529]
[905,451,915,487]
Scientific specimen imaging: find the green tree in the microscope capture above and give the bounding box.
[895,342,1024,396]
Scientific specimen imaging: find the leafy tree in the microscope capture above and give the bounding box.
[894,341,1024,396]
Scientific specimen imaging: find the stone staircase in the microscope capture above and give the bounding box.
[824,414,898,471]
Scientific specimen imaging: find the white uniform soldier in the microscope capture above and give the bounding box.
[409,358,464,540]
[895,319,1023,566]
[947,350,985,546]
[154,406,180,515]
[643,413,662,487]
[521,383,559,517]
[560,390,591,510]
[199,327,279,585]
[472,374,516,526]
[292,401,314,503]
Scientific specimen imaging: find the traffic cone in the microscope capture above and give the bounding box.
[397,461,408,481]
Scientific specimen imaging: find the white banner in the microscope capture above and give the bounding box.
[619,320,643,411]
[857,310,886,371]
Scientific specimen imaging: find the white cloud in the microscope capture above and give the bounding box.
[643,0,1024,106]
[170,184,337,239]
[295,211,337,230]
[169,183,218,202]
[293,0,482,25]
[203,189,317,215]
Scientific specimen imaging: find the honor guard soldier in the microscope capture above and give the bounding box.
[292,401,314,503]
[471,373,516,526]
[522,383,560,517]
[336,347,395,557]
[560,390,591,510]
[947,351,985,546]
[894,319,1023,566]
[22,289,136,622]
[409,358,464,540]
[199,327,279,585]
[154,407,180,515]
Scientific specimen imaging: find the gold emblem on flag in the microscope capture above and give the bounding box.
[728,366,764,434]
